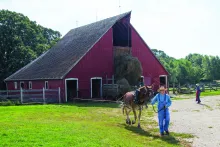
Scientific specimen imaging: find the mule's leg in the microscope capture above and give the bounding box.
[125,108,132,125]
[137,107,142,128]
[132,108,137,124]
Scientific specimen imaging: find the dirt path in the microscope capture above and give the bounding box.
[169,95,220,147]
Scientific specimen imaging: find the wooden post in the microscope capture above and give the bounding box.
[106,74,108,84]
[58,87,61,104]
[20,88,23,104]
[112,75,114,93]
[178,83,180,93]
[43,87,46,104]
[209,83,211,92]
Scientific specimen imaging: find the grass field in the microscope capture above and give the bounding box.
[171,90,220,101]
[0,102,192,147]
[200,90,220,96]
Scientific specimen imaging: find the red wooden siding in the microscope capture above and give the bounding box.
[65,28,114,98]
[131,25,168,91]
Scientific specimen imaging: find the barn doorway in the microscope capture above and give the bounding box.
[159,75,167,88]
[91,77,102,98]
[65,78,78,102]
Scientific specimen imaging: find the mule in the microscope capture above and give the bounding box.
[121,86,153,128]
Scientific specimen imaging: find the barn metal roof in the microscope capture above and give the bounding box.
[5,11,131,81]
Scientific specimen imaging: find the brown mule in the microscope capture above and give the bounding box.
[121,86,153,128]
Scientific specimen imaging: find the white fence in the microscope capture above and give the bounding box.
[0,88,61,104]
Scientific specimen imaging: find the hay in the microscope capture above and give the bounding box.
[114,53,143,86]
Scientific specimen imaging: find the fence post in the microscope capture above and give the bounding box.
[58,87,61,104]
[20,88,23,104]
[43,87,46,104]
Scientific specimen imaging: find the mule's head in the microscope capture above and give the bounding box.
[139,86,154,102]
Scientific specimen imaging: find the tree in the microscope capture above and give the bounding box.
[0,10,61,89]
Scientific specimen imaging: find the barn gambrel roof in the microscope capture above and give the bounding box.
[5,11,131,81]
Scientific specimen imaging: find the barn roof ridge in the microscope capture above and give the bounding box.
[5,11,131,81]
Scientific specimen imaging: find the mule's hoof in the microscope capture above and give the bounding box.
[132,120,136,124]
[126,119,131,125]
[138,124,141,128]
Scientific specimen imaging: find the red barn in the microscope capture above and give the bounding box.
[5,11,168,102]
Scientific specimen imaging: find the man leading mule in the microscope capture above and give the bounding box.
[151,86,172,136]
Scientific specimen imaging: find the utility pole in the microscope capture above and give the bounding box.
[119,0,121,14]
[76,21,78,27]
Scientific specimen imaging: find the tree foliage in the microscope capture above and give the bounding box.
[152,49,220,85]
[0,10,61,89]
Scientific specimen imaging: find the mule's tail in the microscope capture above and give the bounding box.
[117,94,126,115]
[122,104,125,115]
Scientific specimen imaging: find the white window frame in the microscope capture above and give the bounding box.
[14,82,17,89]
[159,75,168,88]
[29,81,32,89]
[65,78,79,102]
[141,76,144,83]
[45,81,48,89]
[20,81,24,89]
[90,77,102,98]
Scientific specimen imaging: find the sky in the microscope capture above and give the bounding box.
[0,0,220,59]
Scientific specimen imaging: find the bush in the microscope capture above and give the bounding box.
[0,99,21,106]
[116,78,131,95]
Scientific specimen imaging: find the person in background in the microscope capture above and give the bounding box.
[195,84,201,104]
[151,86,172,136]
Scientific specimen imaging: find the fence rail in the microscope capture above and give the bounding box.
[0,87,61,104]
[168,82,220,94]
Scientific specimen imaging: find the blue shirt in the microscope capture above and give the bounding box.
[151,93,172,108]
[196,86,201,92]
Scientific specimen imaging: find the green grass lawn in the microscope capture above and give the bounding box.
[200,90,220,96]
[0,103,192,147]
[171,90,220,101]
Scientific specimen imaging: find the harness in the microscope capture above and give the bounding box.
[152,94,167,113]
[134,90,145,105]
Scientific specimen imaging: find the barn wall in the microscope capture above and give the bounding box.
[131,25,168,91]
[65,28,113,98]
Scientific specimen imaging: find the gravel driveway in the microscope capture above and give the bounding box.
[169,95,220,147]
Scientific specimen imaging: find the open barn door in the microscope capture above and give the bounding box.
[159,75,168,89]
[91,77,102,98]
[65,78,78,102]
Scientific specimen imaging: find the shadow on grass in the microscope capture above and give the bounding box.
[119,123,181,145]
[60,101,121,108]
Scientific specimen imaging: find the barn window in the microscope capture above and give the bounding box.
[29,81,32,89]
[14,82,17,89]
[20,82,24,89]
[45,81,48,89]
